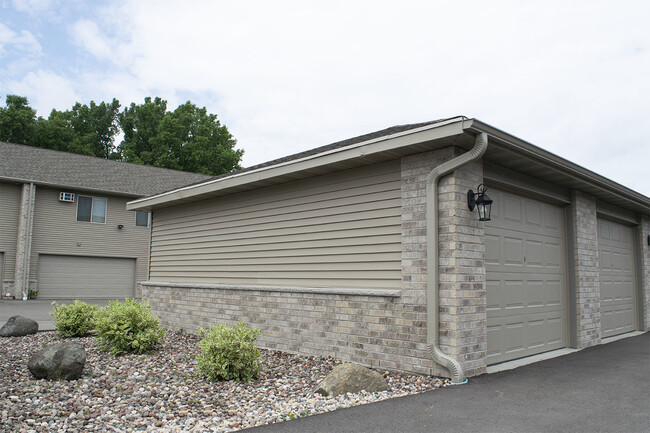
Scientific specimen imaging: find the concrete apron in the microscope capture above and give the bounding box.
[0,299,112,332]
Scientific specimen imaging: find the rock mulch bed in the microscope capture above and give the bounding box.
[1,331,448,432]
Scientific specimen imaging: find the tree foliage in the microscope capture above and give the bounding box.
[0,95,36,145]
[0,94,243,175]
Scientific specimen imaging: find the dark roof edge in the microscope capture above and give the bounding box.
[467,119,650,211]
[0,175,142,198]
[0,141,213,179]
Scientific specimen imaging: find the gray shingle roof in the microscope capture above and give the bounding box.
[0,142,212,196]
[163,118,459,193]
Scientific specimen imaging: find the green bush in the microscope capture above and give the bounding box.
[197,323,261,382]
[51,300,99,337]
[94,299,165,355]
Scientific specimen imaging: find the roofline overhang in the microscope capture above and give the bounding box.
[465,120,649,214]
[127,117,650,215]
[126,116,470,210]
[0,175,143,199]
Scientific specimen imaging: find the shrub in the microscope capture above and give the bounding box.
[94,299,165,355]
[51,300,99,337]
[197,323,261,382]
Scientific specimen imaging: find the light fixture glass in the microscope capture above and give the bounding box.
[467,184,493,221]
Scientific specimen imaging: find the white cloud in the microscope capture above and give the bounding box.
[71,19,114,60]
[3,0,649,194]
[0,23,42,57]
[11,0,55,13]
[5,70,79,114]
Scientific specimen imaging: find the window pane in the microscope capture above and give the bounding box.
[135,211,149,227]
[77,196,92,222]
[91,198,107,223]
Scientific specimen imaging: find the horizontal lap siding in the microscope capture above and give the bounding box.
[0,182,21,280]
[150,161,402,289]
[30,188,150,283]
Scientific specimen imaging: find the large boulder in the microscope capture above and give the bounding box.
[0,315,38,337]
[28,342,86,381]
[314,363,389,397]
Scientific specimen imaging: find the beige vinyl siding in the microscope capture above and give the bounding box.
[30,187,150,285]
[150,160,402,289]
[0,181,21,281]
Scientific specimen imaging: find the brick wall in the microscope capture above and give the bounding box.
[141,282,433,375]
[641,215,650,331]
[570,191,601,348]
[401,148,486,377]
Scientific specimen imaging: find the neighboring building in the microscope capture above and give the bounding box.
[0,142,210,300]
[127,117,650,379]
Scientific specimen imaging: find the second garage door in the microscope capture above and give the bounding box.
[38,255,135,299]
[485,188,567,365]
[598,218,637,338]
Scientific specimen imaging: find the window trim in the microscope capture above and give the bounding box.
[76,195,108,224]
[135,211,151,228]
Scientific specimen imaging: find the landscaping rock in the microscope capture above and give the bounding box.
[28,342,86,380]
[314,363,389,397]
[0,315,38,337]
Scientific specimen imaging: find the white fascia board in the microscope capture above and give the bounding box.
[127,117,468,210]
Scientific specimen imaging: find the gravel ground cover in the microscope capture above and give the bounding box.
[1,331,448,432]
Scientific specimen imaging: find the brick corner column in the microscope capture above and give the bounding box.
[401,148,487,378]
[639,215,650,331]
[570,190,601,348]
[13,183,36,300]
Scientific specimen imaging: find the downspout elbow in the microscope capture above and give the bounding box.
[425,132,487,385]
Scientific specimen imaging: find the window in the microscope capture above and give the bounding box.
[135,211,151,227]
[76,196,107,223]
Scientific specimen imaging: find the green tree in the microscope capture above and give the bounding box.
[120,98,243,176]
[67,99,121,159]
[118,96,167,165]
[31,110,78,153]
[1,94,242,176]
[0,95,36,144]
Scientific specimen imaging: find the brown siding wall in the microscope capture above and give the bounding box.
[30,187,150,290]
[149,161,402,290]
[0,181,21,290]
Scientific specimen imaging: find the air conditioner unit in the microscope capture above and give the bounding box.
[59,192,75,202]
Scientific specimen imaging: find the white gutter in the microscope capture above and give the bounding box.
[426,132,488,384]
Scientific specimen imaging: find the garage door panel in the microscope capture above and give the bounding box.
[38,255,135,299]
[598,218,636,338]
[486,188,567,365]
[487,311,565,364]
[485,234,501,264]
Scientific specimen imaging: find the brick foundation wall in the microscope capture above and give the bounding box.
[141,283,434,375]
[570,191,601,348]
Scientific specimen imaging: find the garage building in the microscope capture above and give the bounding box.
[127,117,650,379]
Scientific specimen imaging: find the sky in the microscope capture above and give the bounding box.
[1,0,649,196]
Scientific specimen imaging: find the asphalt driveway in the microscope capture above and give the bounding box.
[245,333,650,433]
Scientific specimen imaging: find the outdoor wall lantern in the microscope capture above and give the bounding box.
[467,184,493,221]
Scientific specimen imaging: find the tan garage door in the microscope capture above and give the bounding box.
[485,188,567,365]
[598,219,637,338]
[38,255,135,299]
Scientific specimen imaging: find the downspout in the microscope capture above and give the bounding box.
[426,132,488,384]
